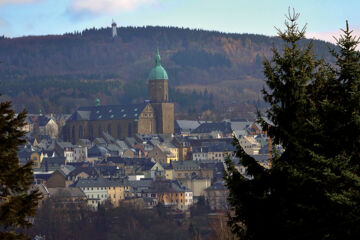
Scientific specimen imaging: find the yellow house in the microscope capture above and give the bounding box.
[31,152,43,169]
[165,168,174,180]
[153,180,193,210]
[107,185,126,207]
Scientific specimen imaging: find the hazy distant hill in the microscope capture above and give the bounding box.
[0,26,336,115]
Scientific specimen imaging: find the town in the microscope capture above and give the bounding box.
[18,48,271,215]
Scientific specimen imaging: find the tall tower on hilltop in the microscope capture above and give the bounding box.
[148,49,174,134]
[112,20,117,38]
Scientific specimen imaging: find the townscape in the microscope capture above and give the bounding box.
[19,50,270,215]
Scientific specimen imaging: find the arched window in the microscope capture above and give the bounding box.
[128,123,132,137]
[72,126,75,144]
[98,125,102,137]
[107,124,112,135]
[79,125,83,139]
[117,124,122,139]
[88,125,94,140]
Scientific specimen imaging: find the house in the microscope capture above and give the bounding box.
[66,166,99,184]
[151,180,193,211]
[87,145,109,162]
[38,115,59,139]
[172,161,213,180]
[174,120,205,136]
[73,145,88,162]
[74,177,130,208]
[47,187,87,205]
[55,141,74,163]
[40,157,66,171]
[179,177,211,197]
[204,181,229,211]
[45,170,66,188]
[237,135,261,155]
[148,143,179,164]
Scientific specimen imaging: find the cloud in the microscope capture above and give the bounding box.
[307,27,360,45]
[0,0,41,5]
[68,0,157,15]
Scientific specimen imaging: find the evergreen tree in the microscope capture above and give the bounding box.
[0,100,40,239]
[224,11,360,240]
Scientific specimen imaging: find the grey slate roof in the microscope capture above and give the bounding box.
[67,103,148,122]
[38,116,52,127]
[75,177,129,188]
[172,161,200,170]
[48,187,86,198]
[191,122,232,134]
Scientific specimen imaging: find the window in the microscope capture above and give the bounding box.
[128,123,132,136]
[98,125,102,136]
[79,125,83,138]
[107,124,112,134]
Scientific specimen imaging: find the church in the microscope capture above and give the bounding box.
[63,50,174,144]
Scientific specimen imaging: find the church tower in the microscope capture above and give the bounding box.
[148,49,174,134]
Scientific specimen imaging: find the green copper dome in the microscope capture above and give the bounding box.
[148,49,168,80]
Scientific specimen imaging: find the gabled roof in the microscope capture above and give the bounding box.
[48,187,86,198]
[175,120,205,132]
[38,116,52,127]
[88,145,109,157]
[68,166,99,178]
[67,103,148,122]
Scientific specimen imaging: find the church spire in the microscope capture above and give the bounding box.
[155,48,161,66]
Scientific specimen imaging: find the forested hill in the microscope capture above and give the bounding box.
[0,26,335,115]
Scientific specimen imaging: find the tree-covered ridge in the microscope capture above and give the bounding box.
[0,26,336,114]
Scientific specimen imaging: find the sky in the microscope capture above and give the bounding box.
[0,0,359,44]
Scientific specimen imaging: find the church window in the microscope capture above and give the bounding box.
[117,125,121,138]
[96,110,100,114]
[123,114,127,117]
[98,115,102,119]
[79,125,83,139]
[134,108,138,112]
[109,109,112,113]
[121,109,124,112]
[72,126,75,143]
[88,125,94,139]
[128,123,132,136]
[110,114,114,119]
[134,113,138,117]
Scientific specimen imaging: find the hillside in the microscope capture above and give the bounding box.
[0,26,336,117]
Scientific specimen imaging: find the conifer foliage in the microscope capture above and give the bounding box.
[224,10,360,240]
[0,101,40,239]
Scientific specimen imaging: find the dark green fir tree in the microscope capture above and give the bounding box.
[224,10,360,240]
[0,100,41,239]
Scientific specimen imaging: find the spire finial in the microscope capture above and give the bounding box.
[155,48,161,66]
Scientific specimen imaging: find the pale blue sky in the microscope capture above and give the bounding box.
[0,0,359,43]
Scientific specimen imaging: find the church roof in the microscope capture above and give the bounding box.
[148,49,168,80]
[67,103,149,122]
